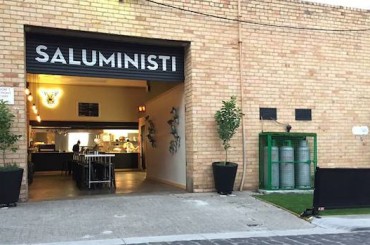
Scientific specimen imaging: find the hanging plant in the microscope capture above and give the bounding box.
[145,115,156,148]
[168,107,180,154]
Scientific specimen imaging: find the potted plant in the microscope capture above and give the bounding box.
[213,96,243,195]
[0,100,23,207]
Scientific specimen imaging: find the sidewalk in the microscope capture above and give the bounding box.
[312,214,370,232]
[0,192,360,245]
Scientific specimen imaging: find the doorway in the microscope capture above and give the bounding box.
[27,74,186,201]
[25,27,188,201]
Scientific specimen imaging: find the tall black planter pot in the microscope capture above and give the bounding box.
[212,162,238,195]
[0,168,24,207]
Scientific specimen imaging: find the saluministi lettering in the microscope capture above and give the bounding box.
[35,45,177,72]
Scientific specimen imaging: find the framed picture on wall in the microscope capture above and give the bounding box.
[78,102,99,117]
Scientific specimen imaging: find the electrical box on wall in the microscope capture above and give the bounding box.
[352,126,369,136]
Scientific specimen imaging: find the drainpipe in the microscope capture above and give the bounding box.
[238,0,247,191]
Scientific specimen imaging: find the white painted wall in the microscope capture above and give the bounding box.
[145,84,186,188]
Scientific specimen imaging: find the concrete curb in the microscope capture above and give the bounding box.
[26,228,349,245]
[311,215,370,232]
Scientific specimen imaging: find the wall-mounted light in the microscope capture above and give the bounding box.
[32,104,38,114]
[25,83,30,95]
[39,88,62,108]
[138,105,146,112]
[36,114,41,123]
[27,93,33,102]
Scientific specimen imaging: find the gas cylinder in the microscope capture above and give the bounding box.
[295,140,311,189]
[263,139,279,189]
[279,140,294,189]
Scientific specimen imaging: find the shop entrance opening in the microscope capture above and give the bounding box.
[25,28,188,201]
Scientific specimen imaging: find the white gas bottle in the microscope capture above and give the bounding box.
[295,140,311,189]
[279,140,294,189]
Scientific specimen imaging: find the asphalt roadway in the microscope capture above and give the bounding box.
[140,231,370,244]
[1,192,370,245]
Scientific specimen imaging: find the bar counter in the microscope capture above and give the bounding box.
[31,152,73,171]
[31,152,139,171]
[111,153,139,169]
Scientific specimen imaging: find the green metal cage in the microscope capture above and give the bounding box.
[259,132,317,190]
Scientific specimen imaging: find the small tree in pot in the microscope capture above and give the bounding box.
[213,96,243,195]
[0,100,23,207]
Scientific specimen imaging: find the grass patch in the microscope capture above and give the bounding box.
[254,193,312,215]
[254,193,370,216]
[321,208,370,216]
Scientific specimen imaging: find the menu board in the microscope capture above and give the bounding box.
[78,102,99,117]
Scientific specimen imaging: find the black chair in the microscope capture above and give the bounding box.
[90,161,115,189]
[75,162,88,189]
[111,163,116,189]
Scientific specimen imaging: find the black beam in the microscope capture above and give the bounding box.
[29,120,138,129]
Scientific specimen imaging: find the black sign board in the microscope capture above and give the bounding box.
[260,107,277,120]
[295,109,312,121]
[26,33,185,82]
[313,167,370,211]
[78,103,99,117]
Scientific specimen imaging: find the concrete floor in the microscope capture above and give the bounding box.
[28,170,186,202]
[1,192,321,245]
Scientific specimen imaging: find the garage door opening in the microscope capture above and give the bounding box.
[25,27,188,201]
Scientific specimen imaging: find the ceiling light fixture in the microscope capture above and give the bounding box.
[138,105,146,112]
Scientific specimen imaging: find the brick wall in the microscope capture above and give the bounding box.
[1,0,370,199]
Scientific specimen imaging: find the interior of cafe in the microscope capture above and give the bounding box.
[26,73,186,201]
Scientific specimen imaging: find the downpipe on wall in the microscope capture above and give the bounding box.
[238,0,247,191]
